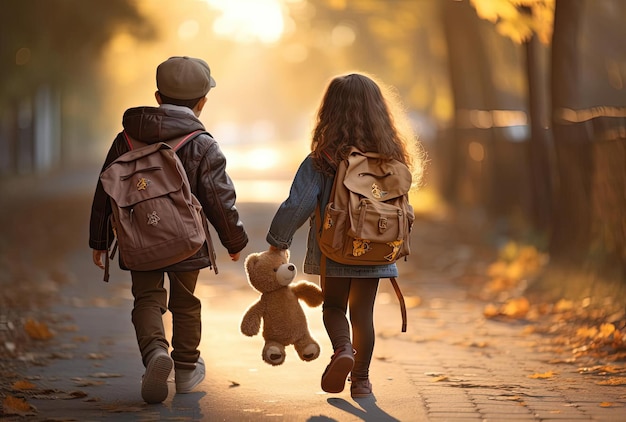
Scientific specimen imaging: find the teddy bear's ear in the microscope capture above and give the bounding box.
[245,253,259,272]
[270,248,289,261]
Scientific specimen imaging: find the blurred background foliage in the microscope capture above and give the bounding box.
[0,0,624,297]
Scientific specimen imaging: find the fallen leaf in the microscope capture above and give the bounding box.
[2,395,37,416]
[553,299,574,313]
[596,377,626,386]
[483,304,499,318]
[598,323,616,338]
[24,319,54,340]
[68,390,88,399]
[73,378,106,387]
[87,353,107,360]
[504,261,524,280]
[577,326,598,339]
[548,358,576,364]
[501,297,530,318]
[528,371,557,379]
[483,298,530,319]
[50,352,74,359]
[578,365,626,375]
[486,260,507,277]
[89,372,122,378]
[599,402,615,407]
[483,276,518,294]
[12,380,37,390]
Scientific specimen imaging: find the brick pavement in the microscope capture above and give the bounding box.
[373,270,626,421]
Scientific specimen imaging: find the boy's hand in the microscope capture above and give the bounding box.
[93,250,107,269]
[229,252,240,262]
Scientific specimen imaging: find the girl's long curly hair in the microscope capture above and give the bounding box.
[311,73,425,187]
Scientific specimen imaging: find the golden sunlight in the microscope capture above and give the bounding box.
[203,0,295,44]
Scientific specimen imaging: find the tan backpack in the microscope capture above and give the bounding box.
[316,148,415,265]
[316,148,414,331]
[100,130,217,281]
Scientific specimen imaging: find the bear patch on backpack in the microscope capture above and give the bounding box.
[100,130,215,280]
[316,147,415,266]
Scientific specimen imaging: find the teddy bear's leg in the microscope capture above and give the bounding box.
[263,341,286,366]
[294,334,321,362]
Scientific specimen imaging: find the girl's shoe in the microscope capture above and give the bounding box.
[351,377,373,398]
[321,343,355,393]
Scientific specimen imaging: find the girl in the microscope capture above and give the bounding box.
[266,73,424,398]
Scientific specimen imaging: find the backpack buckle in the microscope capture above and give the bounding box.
[378,217,388,232]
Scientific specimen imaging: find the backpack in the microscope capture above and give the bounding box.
[315,148,415,332]
[316,148,415,266]
[100,130,217,281]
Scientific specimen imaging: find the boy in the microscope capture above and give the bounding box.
[89,56,248,404]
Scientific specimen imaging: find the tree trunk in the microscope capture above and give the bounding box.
[523,10,554,234]
[545,0,626,298]
[550,0,592,263]
[441,0,531,221]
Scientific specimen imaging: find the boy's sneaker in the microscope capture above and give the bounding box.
[141,348,173,404]
[175,357,205,393]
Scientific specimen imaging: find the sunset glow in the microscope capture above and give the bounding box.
[203,0,289,44]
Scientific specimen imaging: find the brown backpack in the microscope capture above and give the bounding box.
[316,148,415,265]
[316,148,414,331]
[100,130,217,280]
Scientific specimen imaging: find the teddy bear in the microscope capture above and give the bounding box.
[240,248,323,366]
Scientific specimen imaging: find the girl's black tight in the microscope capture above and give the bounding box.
[322,276,379,379]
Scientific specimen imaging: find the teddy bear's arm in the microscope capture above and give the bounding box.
[291,281,324,307]
[240,301,263,336]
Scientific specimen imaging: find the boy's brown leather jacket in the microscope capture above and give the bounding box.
[89,105,248,272]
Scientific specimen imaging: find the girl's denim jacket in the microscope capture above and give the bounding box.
[266,154,398,279]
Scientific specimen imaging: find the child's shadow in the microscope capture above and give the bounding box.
[166,391,207,420]
[325,396,401,421]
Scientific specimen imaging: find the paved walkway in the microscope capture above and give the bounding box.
[0,168,625,421]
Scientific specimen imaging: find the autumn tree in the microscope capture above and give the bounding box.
[0,0,154,174]
[469,0,626,294]
[465,0,555,228]
[549,0,626,293]
[441,0,535,223]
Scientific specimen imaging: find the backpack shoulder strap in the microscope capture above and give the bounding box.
[122,129,207,152]
[163,130,207,151]
[314,156,345,246]
[122,131,141,150]
[390,277,407,332]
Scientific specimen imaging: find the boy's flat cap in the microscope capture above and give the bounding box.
[156,56,216,100]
